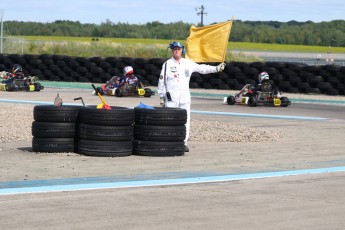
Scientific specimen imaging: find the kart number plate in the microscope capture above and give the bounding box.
[0,85,5,91]
[274,98,281,106]
[29,85,35,91]
[138,89,145,96]
[241,97,247,104]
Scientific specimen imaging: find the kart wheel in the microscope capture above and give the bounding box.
[280,97,290,107]
[34,82,42,91]
[144,88,152,97]
[115,88,123,97]
[248,96,257,107]
[226,95,235,105]
[5,83,15,91]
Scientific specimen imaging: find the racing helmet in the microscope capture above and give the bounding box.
[123,66,134,76]
[11,64,23,74]
[258,72,269,84]
[169,41,186,55]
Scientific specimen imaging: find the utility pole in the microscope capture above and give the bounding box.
[195,5,207,26]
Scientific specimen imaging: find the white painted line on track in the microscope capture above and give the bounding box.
[1,166,344,195]
[192,110,328,120]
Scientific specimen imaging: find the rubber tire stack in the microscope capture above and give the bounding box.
[32,105,81,153]
[133,107,187,157]
[77,106,134,157]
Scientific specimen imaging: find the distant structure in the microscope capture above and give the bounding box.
[195,5,207,26]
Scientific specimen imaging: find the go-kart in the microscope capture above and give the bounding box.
[0,71,44,92]
[226,84,291,107]
[94,76,154,97]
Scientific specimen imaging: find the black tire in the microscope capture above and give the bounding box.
[305,87,321,94]
[317,82,333,91]
[32,137,76,153]
[34,82,43,91]
[32,122,76,138]
[134,107,187,126]
[133,140,185,157]
[190,82,200,89]
[115,88,123,97]
[78,123,133,141]
[307,76,324,84]
[226,96,235,105]
[5,83,16,91]
[326,88,339,96]
[34,105,81,122]
[280,97,290,107]
[143,88,153,97]
[134,125,186,141]
[78,106,134,126]
[24,85,31,91]
[78,139,132,157]
[248,96,257,107]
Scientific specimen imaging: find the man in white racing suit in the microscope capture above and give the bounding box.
[158,41,226,152]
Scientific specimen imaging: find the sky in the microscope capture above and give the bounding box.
[0,0,344,25]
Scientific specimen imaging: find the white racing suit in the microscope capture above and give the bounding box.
[158,57,218,145]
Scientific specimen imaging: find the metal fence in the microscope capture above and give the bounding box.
[0,37,25,54]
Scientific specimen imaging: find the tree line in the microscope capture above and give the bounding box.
[3,19,345,47]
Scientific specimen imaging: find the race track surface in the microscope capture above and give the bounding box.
[0,86,345,230]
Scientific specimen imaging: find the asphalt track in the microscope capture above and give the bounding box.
[0,86,345,229]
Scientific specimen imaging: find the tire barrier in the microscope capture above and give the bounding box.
[77,106,134,157]
[32,105,81,153]
[133,107,187,157]
[31,105,189,156]
[2,54,345,95]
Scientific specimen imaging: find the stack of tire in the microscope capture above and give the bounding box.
[77,106,134,157]
[32,105,81,153]
[133,107,187,157]
[4,53,345,96]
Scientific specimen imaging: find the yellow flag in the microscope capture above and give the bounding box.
[186,20,233,63]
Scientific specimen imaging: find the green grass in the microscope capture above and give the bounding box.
[18,36,345,53]
[5,36,345,62]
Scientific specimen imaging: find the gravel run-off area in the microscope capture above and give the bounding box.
[1,88,345,145]
[0,103,284,144]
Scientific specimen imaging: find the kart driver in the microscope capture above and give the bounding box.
[11,64,26,79]
[1,64,26,84]
[256,71,279,96]
[104,67,131,91]
[158,41,226,152]
[123,66,138,86]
